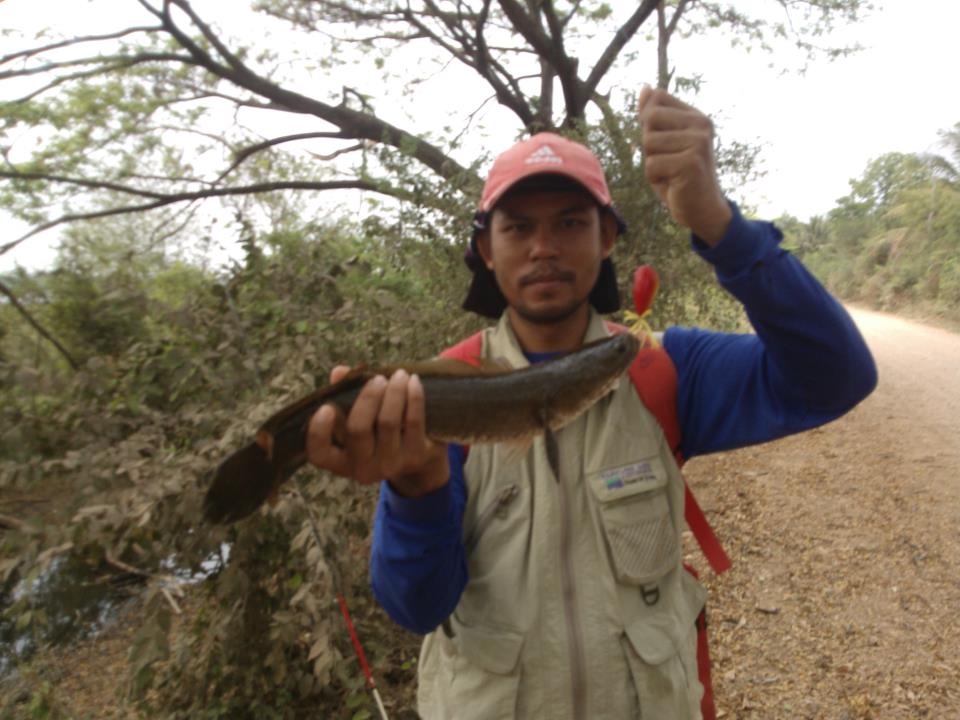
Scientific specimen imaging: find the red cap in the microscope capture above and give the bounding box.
[479,132,614,212]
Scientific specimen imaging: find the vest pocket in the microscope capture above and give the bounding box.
[449,620,524,719]
[621,616,702,719]
[587,456,680,585]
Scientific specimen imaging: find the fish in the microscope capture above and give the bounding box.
[203,332,640,524]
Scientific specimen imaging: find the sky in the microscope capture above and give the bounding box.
[1,0,959,273]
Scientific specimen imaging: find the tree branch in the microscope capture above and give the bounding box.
[657,0,693,89]
[0,279,79,370]
[217,131,353,180]
[154,1,474,183]
[0,26,162,66]
[0,179,420,258]
[467,0,537,127]
[0,52,198,81]
[498,0,582,121]
[166,0,251,76]
[9,54,201,104]
[583,0,659,101]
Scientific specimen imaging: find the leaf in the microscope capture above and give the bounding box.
[308,637,330,662]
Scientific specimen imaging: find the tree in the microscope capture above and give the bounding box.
[832,151,931,221]
[793,120,960,315]
[2,0,871,257]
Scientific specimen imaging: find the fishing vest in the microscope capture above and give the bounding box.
[416,310,709,719]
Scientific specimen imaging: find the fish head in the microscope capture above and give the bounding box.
[548,332,640,428]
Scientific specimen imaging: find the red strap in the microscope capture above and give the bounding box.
[684,564,717,720]
[684,484,731,574]
[439,332,484,367]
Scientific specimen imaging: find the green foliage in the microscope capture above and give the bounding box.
[792,135,960,324]
[0,212,470,716]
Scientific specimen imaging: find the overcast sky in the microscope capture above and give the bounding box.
[2,0,959,272]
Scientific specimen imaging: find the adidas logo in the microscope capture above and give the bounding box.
[524,144,563,165]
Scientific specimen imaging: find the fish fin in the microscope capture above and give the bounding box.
[499,435,534,465]
[536,406,561,482]
[544,427,561,482]
[203,442,277,524]
[391,357,513,377]
[255,429,274,459]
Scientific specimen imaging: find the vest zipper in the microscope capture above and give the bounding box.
[466,484,519,553]
[555,451,588,719]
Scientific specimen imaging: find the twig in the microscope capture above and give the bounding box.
[0,495,49,506]
[104,550,184,614]
[0,513,28,532]
[161,587,183,615]
[105,550,154,578]
[0,279,79,370]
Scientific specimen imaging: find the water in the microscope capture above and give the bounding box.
[0,543,230,677]
[0,553,127,676]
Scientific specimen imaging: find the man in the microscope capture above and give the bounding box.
[306,86,877,719]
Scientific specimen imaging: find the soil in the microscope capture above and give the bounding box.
[6,306,959,719]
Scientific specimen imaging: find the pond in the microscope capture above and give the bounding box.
[0,543,229,678]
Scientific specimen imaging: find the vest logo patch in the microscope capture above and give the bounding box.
[601,461,657,490]
[524,144,563,165]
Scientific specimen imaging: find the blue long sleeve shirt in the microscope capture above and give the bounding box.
[370,206,877,634]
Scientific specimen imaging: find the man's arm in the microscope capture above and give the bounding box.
[637,86,875,457]
[369,444,468,634]
[665,206,877,458]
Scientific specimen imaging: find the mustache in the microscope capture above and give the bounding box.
[520,266,576,287]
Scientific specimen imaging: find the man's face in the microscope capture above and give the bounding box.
[476,189,616,326]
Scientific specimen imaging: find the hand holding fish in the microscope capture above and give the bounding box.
[638,85,732,246]
[306,367,450,498]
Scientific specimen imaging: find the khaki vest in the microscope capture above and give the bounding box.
[417,311,707,719]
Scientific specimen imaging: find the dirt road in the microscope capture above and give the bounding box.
[685,307,960,718]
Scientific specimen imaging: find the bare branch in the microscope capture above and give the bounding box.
[450,93,498,148]
[0,52,197,81]
[0,171,168,199]
[667,0,693,36]
[0,26,162,66]
[216,132,357,181]
[0,279,79,370]
[583,0,659,102]
[657,2,670,89]
[9,54,200,104]
[167,0,251,75]
[0,179,415,258]
[153,0,473,182]
[540,1,566,50]
[560,0,584,30]
[468,0,537,127]
[498,0,581,120]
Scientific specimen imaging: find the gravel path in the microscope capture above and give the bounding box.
[686,306,960,719]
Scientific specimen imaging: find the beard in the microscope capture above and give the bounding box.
[512,294,589,325]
